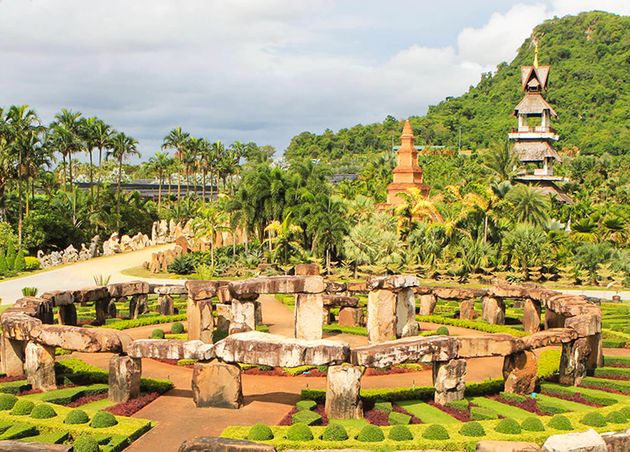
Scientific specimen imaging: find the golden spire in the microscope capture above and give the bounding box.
[533,41,539,68]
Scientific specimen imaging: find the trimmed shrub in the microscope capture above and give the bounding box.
[521,417,545,432]
[389,424,413,441]
[581,412,607,427]
[537,399,567,415]
[605,411,627,424]
[422,424,449,440]
[171,322,185,334]
[286,423,313,441]
[374,401,393,412]
[30,403,57,419]
[291,409,322,426]
[388,411,411,425]
[73,436,100,452]
[13,251,25,272]
[459,421,486,437]
[247,423,273,441]
[150,329,165,339]
[500,392,527,403]
[471,406,498,420]
[0,394,18,411]
[167,255,195,274]
[10,400,35,416]
[64,409,90,425]
[549,414,573,430]
[446,399,469,411]
[90,411,118,428]
[321,423,348,441]
[436,326,449,336]
[357,425,385,442]
[620,406,630,419]
[495,418,521,434]
[24,256,40,271]
[295,400,316,411]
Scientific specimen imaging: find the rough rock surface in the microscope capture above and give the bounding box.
[72,286,109,303]
[418,294,437,316]
[459,299,476,320]
[187,298,214,344]
[367,275,419,290]
[158,294,175,316]
[522,329,578,349]
[601,429,630,452]
[544,309,566,329]
[338,307,364,327]
[559,338,591,385]
[29,325,128,353]
[0,337,24,377]
[13,297,54,324]
[128,339,214,360]
[294,294,323,340]
[476,440,540,452]
[396,288,418,337]
[107,281,149,298]
[564,313,601,338]
[457,335,524,358]
[192,360,243,409]
[154,285,187,295]
[41,290,74,307]
[522,299,541,334]
[186,280,219,301]
[367,289,396,343]
[324,365,363,419]
[433,358,466,405]
[24,341,56,391]
[433,287,481,300]
[294,263,320,276]
[503,350,538,394]
[1,313,41,340]
[178,436,276,452]
[322,295,359,308]
[231,300,256,333]
[213,331,349,367]
[229,276,325,297]
[542,429,607,452]
[108,354,141,403]
[58,304,78,326]
[352,336,457,368]
[482,296,505,325]
[0,440,72,451]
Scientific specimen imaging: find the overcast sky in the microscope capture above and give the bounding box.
[0,0,627,159]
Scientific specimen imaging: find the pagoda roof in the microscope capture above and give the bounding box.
[513,141,561,162]
[514,93,557,117]
[521,65,550,91]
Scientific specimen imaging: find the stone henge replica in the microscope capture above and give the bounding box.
[0,264,603,418]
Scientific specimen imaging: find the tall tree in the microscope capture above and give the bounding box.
[161,127,190,206]
[148,151,174,210]
[108,132,140,228]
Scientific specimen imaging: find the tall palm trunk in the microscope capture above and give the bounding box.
[97,146,103,198]
[117,158,123,229]
[88,149,94,204]
[157,176,163,211]
[201,168,206,204]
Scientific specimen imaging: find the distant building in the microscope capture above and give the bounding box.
[509,45,572,203]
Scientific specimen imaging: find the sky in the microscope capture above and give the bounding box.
[0,0,628,160]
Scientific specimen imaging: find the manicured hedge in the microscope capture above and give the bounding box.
[604,355,630,367]
[388,425,413,441]
[593,367,630,379]
[291,410,322,426]
[322,324,368,337]
[286,423,313,441]
[540,383,617,406]
[321,423,348,441]
[548,414,573,430]
[0,394,17,411]
[357,425,385,442]
[64,409,90,425]
[247,423,273,440]
[91,411,118,428]
[107,314,187,330]
[459,421,485,437]
[422,424,449,440]
[495,418,521,434]
[30,404,57,419]
[416,315,527,337]
[580,377,630,394]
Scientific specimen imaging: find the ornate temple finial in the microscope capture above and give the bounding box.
[401,119,414,138]
[533,41,539,68]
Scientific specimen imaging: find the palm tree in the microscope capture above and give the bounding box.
[148,151,174,210]
[79,116,99,202]
[395,188,443,237]
[506,185,550,227]
[312,196,348,274]
[52,109,83,188]
[264,213,304,265]
[482,144,518,182]
[161,127,190,205]
[91,118,112,198]
[197,138,215,202]
[193,205,229,269]
[107,132,140,228]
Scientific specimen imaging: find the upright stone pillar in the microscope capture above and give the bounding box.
[58,304,78,326]
[253,300,263,326]
[459,299,475,320]
[559,338,590,386]
[215,303,232,335]
[544,309,565,329]
[482,296,505,325]
[367,289,397,343]
[94,298,109,325]
[433,359,466,405]
[232,299,256,332]
[294,293,324,340]
[396,288,418,337]
[1,337,24,377]
[325,365,363,419]
[188,297,214,344]
[339,307,363,327]
[108,300,118,318]
[192,360,243,408]
[522,299,541,333]
[25,341,56,391]
[503,350,537,394]
[418,294,437,316]
[158,294,174,316]
[586,333,603,371]
[129,294,148,319]
[109,354,141,402]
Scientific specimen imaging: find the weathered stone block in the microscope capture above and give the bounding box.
[418,293,437,316]
[482,296,505,325]
[58,304,77,326]
[29,325,128,353]
[0,440,72,451]
[129,294,148,319]
[232,300,256,333]
[476,440,541,452]
[128,339,214,360]
[367,275,419,290]
[108,354,141,403]
[601,429,630,452]
[396,288,418,337]
[325,365,363,419]
[522,328,578,349]
[0,337,24,377]
[158,294,175,316]
[73,286,109,303]
[178,436,276,452]
[338,307,364,327]
[433,358,466,405]
[564,313,601,337]
[322,295,358,308]
[41,290,74,307]
[459,299,476,320]
[294,263,320,276]
[107,280,149,298]
[25,341,56,391]
[187,298,214,343]
[325,280,347,293]
[434,287,482,300]
[457,335,524,358]
[192,360,243,409]
[503,350,537,394]
[545,309,566,329]
[1,313,41,340]
[154,285,187,296]
[585,333,603,370]
[352,336,458,368]
[186,280,219,301]
[367,289,396,343]
[13,297,54,324]
[488,285,528,299]
[522,298,541,334]
[559,338,590,386]
[216,303,232,333]
[542,428,606,452]
[229,276,325,298]
[294,293,323,340]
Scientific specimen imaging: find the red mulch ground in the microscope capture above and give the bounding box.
[606,364,630,369]
[540,390,604,407]
[105,392,160,416]
[278,403,329,426]
[278,407,298,426]
[594,374,630,381]
[490,395,546,416]
[365,409,389,426]
[314,403,329,425]
[427,400,471,422]
[392,404,422,424]
[0,375,27,384]
[579,384,628,395]
[67,393,108,408]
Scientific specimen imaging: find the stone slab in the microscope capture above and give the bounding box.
[178,436,276,452]
[229,276,325,297]
[29,325,128,353]
[457,335,524,358]
[367,275,419,290]
[352,336,458,368]
[107,280,149,297]
[128,339,215,360]
[542,429,606,452]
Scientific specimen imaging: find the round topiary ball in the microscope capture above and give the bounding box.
[357,425,385,442]
[247,423,273,441]
[422,424,450,440]
[0,394,18,411]
[581,412,607,427]
[151,328,165,339]
[548,414,573,431]
[495,418,521,434]
[389,424,413,441]
[10,399,35,416]
[30,403,57,419]
[436,326,450,336]
[286,423,313,441]
[605,411,627,424]
[171,322,185,334]
[321,423,348,441]
[90,411,118,428]
[64,409,90,425]
[521,417,545,432]
[459,421,486,437]
[73,435,100,452]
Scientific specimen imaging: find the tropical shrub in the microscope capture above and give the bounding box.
[321,423,348,441]
[73,435,100,452]
[21,287,38,296]
[24,256,41,271]
[357,425,385,442]
[0,394,18,410]
[10,400,35,416]
[521,417,545,431]
[151,328,165,339]
[549,414,573,430]
[581,412,607,427]
[13,250,25,272]
[495,418,521,434]
[286,423,313,441]
[171,322,185,334]
[459,421,485,437]
[90,411,118,428]
[30,403,57,419]
[605,411,627,424]
[247,423,273,440]
[436,326,449,335]
[295,400,316,411]
[291,409,321,425]
[168,255,195,275]
[64,409,90,425]
[389,424,413,441]
[422,424,449,440]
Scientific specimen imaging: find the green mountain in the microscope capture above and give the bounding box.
[285,11,629,167]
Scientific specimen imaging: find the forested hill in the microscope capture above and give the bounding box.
[285,11,629,168]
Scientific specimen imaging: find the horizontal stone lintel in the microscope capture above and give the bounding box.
[128,339,214,360]
[228,276,326,297]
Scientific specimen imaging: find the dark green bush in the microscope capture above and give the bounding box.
[445,399,469,411]
[357,425,385,442]
[500,392,527,403]
[247,423,273,441]
[73,435,100,452]
[30,403,57,419]
[171,322,185,334]
[389,424,413,441]
[286,423,313,441]
[605,411,626,424]
[436,326,449,335]
[64,409,90,425]
[581,412,607,427]
[291,409,322,425]
[495,418,521,434]
[295,400,316,411]
[521,417,545,432]
[321,423,348,441]
[537,399,567,415]
[422,424,450,440]
[10,400,34,416]
[548,414,573,430]
[167,255,195,274]
[90,411,118,428]
[374,401,393,412]
[0,394,18,410]
[388,411,411,425]
[471,406,498,420]
[459,421,485,437]
[620,406,630,419]
[151,328,165,339]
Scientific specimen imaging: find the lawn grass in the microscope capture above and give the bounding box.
[469,397,533,420]
[20,384,108,404]
[396,400,460,424]
[80,398,115,411]
[542,383,627,403]
[535,394,592,413]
